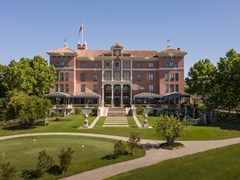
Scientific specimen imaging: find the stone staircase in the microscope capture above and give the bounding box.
[103,116,129,127]
[107,107,126,116]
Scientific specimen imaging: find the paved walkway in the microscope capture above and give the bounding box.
[1,133,240,180]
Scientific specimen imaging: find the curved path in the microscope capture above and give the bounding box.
[1,133,240,180]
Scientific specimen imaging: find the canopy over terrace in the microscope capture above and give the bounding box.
[44,92,71,105]
[134,92,163,104]
[72,92,101,105]
[162,92,190,106]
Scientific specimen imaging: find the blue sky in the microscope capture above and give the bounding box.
[0,0,239,77]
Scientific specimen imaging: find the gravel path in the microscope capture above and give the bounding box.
[1,132,240,180]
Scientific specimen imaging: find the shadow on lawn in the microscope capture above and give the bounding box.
[2,124,37,131]
[141,143,161,150]
[198,122,240,131]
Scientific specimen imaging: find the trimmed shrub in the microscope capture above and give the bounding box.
[136,106,146,115]
[114,140,128,157]
[1,162,17,180]
[74,108,82,115]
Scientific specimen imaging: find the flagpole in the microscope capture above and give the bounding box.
[82,21,84,45]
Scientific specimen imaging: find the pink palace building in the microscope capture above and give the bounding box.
[47,40,188,108]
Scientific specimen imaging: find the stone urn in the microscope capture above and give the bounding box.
[142,113,148,128]
[83,114,89,128]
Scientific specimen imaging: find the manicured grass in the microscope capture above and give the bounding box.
[0,115,240,140]
[109,143,240,180]
[0,135,145,180]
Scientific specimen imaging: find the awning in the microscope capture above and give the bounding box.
[73,92,100,98]
[44,92,71,98]
[134,92,163,99]
[163,92,190,99]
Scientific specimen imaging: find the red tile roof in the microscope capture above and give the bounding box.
[76,50,158,58]
[47,47,76,53]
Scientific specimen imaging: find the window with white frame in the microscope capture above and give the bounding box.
[93,73,97,81]
[137,85,141,92]
[93,62,98,68]
[60,73,64,81]
[65,72,69,81]
[81,84,86,92]
[136,62,141,68]
[165,73,169,81]
[55,84,58,92]
[175,73,179,81]
[93,84,98,92]
[59,61,64,67]
[123,72,130,81]
[115,61,120,68]
[149,85,154,92]
[169,62,174,67]
[170,73,174,81]
[65,84,69,92]
[60,84,64,92]
[175,84,179,92]
[148,62,154,67]
[104,72,111,80]
[80,73,86,81]
[81,62,86,67]
[165,84,169,93]
[148,73,154,80]
[123,61,130,68]
[105,61,111,68]
[170,84,174,92]
[137,73,141,81]
[114,72,120,80]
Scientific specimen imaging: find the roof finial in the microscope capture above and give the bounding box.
[116,37,119,45]
[64,37,68,48]
[167,39,171,49]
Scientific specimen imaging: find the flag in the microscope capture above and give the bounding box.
[78,22,83,36]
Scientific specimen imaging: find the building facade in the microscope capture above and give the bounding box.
[47,41,187,107]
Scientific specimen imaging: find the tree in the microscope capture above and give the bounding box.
[214,49,240,111]
[57,148,75,174]
[6,91,51,128]
[127,132,141,155]
[1,162,17,180]
[155,115,185,145]
[36,150,54,178]
[185,59,216,104]
[0,56,55,98]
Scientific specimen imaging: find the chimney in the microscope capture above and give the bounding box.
[77,42,87,50]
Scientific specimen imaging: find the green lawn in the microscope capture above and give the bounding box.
[0,135,145,180]
[0,115,240,140]
[109,143,240,180]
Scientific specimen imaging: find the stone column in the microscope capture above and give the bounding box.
[130,60,133,104]
[121,59,123,81]
[120,84,123,107]
[111,60,114,81]
[111,84,114,107]
[101,85,104,106]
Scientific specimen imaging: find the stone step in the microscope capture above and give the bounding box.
[104,123,128,125]
[108,108,126,111]
[105,121,128,123]
[107,113,126,116]
[103,125,129,127]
